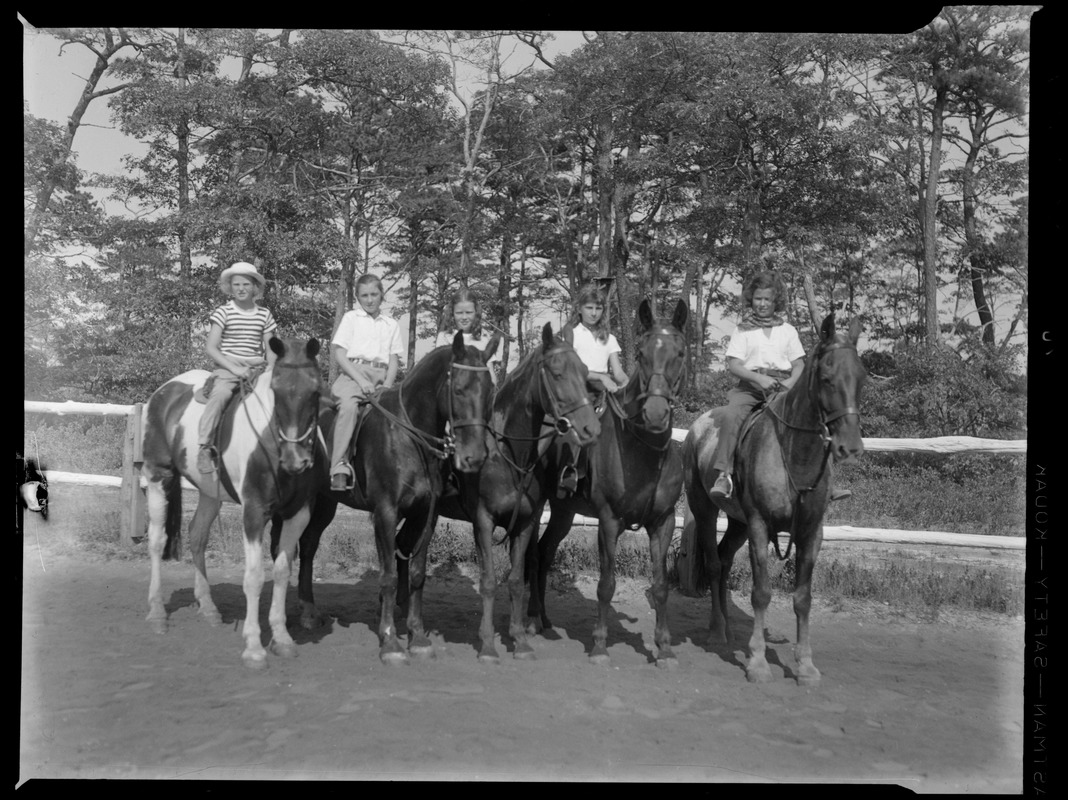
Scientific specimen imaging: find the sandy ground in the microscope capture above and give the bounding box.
[20,529,1023,790]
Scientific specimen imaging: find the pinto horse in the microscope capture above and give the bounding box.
[273,331,499,664]
[436,322,601,663]
[682,314,866,685]
[142,337,323,669]
[529,299,688,667]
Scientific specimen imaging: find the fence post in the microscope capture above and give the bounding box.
[119,403,146,545]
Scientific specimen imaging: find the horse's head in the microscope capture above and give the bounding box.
[538,323,600,446]
[813,314,867,464]
[632,299,688,433]
[444,330,500,473]
[268,336,322,475]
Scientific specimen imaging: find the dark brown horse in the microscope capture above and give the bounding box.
[682,314,866,685]
[435,323,601,663]
[142,337,323,668]
[529,299,688,667]
[272,332,499,664]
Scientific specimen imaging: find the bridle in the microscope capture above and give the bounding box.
[271,361,321,448]
[536,342,593,438]
[765,338,861,444]
[612,329,686,438]
[370,357,493,461]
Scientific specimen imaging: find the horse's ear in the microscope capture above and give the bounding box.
[306,338,320,359]
[269,336,286,358]
[638,299,654,332]
[541,322,554,350]
[559,324,574,346]
[671,300,688,332]
[847,317,863,345]
[452,330,466,359]
[820,313,836,341]
[483,332,502,362]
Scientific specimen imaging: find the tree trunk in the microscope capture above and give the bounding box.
[961,144,996,346]
[922,82,948,348]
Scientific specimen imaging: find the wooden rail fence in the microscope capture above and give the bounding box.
[24,400,1026,550]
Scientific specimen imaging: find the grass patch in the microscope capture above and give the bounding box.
[25,484,1023,618]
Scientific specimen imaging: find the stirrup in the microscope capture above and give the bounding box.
[709,473,733,500]
[330,463,355,491]
[557,465,579,496]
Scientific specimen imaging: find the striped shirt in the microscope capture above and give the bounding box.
[209,301,278,360]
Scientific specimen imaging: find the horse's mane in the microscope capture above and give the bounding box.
[494,336,552,411]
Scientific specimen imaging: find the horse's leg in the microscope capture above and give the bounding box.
[473,505,501,663]
[145,477,170,634]
[527,505,575,633]
[590,516,623,665]
[295,498,338,629]
[373,504,407,664]
[266,505,310,660]
[646,509,678,669]
[792,523,824,686]
[187,494,223,625]
[239,505,271,669]
[744,516,775,683]
[507,510,542,660]
[404,508,436,659]
[714,516,748,645]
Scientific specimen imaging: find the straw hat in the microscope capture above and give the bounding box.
[219,262,266,293]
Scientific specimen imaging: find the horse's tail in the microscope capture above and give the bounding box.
[161,472,184,561]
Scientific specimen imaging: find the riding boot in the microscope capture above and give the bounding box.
[830,487,852,502]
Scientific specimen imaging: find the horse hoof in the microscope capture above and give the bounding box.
[242,653,269,670]
[514,643,537,661]
[380,650,409,666]
[589,651,611,666]
[410,644,436,660]
[148,618,167,635]
[270,640,298,659]
[656,654,679,671]
[202,612,223,626]
[477,649,500,665]
[746,667,773,684]
[797,666,822,687]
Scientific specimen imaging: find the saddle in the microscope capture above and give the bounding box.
[193,364,267,404]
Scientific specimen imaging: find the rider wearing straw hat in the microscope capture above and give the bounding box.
[197,261,278,473]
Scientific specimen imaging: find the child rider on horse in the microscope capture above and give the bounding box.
[709,270,850,502]
[198,261,278,474]
[556,282,629,495]
[328,273,403,492]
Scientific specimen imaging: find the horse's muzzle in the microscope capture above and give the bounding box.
[280,446,315,475]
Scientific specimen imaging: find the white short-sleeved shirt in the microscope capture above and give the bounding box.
[724,323,805,371]
[572,324,621,373]
[435,331,500,366]
[332,306,405,364]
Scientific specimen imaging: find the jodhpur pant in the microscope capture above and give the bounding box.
[330,364,386,475]
[710,383,766,476]
[198,368,241,449]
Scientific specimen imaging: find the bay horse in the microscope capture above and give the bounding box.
[435,322,601,663]
[272,331,499,664]
[142,336,323,669]
[682,314,866,685]
[529,299,688,667]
